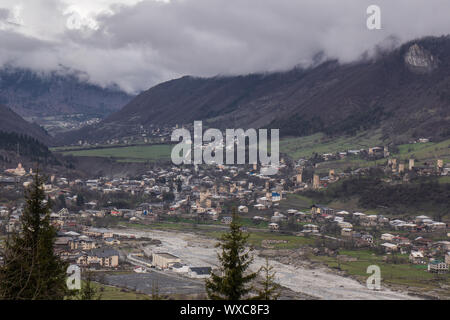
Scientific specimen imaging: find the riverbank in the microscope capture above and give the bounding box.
[93,227,419,300]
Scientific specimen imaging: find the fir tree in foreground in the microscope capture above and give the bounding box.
[205,208,257,300]
[0,172,68,300]
[254,258,280,300]
[151,280,163,300]
[78,270,102,300]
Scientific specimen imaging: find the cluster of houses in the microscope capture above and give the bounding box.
[265,204,449,273]
[0,147,447,227]
[75,123,177,147]
[0,142,449,277]
[0,160,294,249]
[53,229,121,269]
[293,141,449,190]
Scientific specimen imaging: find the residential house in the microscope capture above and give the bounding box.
[341,228,353,237]
[188,267,212,278]
[104,238,121,246]
[303,224,319,233]
[428,260,449,273]
[336,210,350,217]
[271,212,286,223]
[69,237,97,250]
[361,234,374,245]
[171,263,190,273]
[152,252,181,269]
[238,205,248,213]
[381,243,398,252]
[77,248,119,268]
[221,216,233,225]
[381,233,395,241]
[338,221,353,230]
[254,203,266,210]
[271,192,281,202]
[268,223,279,231]
[311,204,334,216]
[409,251,426,264]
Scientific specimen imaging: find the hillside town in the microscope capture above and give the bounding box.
[1,138,449,289]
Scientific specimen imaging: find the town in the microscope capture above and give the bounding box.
[0,136,448,299]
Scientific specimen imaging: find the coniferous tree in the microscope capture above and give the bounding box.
[205,208,257,300]
[76,194,85,208]
[254,258,280,300]
[0,172,68,300]
[151,280,163,300]
[78,270,101,300]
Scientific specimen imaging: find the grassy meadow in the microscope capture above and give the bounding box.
[58,144,173,163]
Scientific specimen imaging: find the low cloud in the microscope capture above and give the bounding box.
[0,0,449,93]
[0,8,9,20]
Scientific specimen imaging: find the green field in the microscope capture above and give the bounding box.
[313,158,385,174]
[65,279,149,300]
[280,130,384,160]
[91,281,149,300]
[392,139,450,163]
[59,144,173,162]
[278,193,314,211]
[247,232,315,249]
[280,131,449,173]
[438,176,450,184]
[204,229,315,249]
[120,216,270,233]
[311,249,450,296]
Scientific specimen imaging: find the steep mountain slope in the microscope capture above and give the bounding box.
[0,103,57,166]
[0,68,134,118]
[0,104,51,144]
[61,36,450,145]
[0,130,55,167]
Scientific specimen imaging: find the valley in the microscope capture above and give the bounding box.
[0,35,449,301]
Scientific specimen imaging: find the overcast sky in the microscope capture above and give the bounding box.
[0,0,449,93]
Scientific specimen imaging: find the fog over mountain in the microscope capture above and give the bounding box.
[0,0,450,93]
[0,67,133,118]
[59,37,450,146]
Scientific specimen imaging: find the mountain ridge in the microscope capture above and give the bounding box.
[60,36,450,145]
[0,104,52,145]
[0,67,134,118]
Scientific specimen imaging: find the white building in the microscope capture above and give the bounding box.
[152,252,181,269]
[381,233,395,241]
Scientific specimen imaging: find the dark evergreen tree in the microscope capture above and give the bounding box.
[76,194,85,207]
[78,270,101,300]
[55,194,66,210]
[254,258,280,300]
[151,280,163,300]
[0,172,68,300]
[205,208,257,300]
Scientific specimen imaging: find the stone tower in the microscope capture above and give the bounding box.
[391,159,397,171]
[409,159,415,171]
[313,174,320,189]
